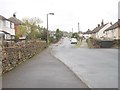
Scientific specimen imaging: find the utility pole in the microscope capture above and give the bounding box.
[78,22,80,33]
[72,28,73,33]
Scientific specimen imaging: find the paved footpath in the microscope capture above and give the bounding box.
[3,48,88,88]
[80,39,88,48]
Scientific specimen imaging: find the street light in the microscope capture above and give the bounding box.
[47,13,54,44]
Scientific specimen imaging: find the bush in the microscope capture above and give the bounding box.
[49,37,57,43]
[113,39,120,48]
[86,37,101,48]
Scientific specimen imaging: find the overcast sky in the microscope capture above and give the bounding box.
[0,0,119,32]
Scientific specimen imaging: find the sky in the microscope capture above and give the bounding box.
[0,0,119,32]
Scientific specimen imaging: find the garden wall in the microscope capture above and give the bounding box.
[2,40,47,74]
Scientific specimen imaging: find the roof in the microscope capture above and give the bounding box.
[118,19,120,27]
[1,31,10,34]
[83,30,93,34]
[105,21,119,31]
[9,17,22,25]
[92,23,107,33]
[0,15,8,20]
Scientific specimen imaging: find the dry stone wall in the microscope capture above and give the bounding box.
[0,37,2,76]
[2,40,47,74]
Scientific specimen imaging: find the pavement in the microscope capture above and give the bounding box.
[51,37,118,88]
[0,45,2,90]
[79,39,88,48]
[3,47,88,88]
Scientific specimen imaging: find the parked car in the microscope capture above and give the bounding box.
[71,38,77,44]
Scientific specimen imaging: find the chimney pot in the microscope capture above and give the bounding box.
[13,13,16,18]
[98,24,100,27]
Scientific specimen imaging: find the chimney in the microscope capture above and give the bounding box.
[13,12,16,18]
[98,24,100,27]
[110,22,112,25]
[101,19,104,26]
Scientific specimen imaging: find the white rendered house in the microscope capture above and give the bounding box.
[104,21,120,40]
[96,23,112,40]
[0,15,15,40]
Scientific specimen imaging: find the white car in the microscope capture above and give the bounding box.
[71,38,77,44]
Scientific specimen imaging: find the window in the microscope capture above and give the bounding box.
[0,20,2,28]
[10,22,12,28]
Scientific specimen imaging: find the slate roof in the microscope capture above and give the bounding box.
[92,23,107,33]
[9,17,22,25]
[104,21,119,31]
[83,30,93,34]
[0,15,8,20]
[118,19,120,27]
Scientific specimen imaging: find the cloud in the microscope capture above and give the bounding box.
[0,0,119,32]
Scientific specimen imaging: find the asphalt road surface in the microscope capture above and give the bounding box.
[3,48,88,88]
[51,37,118,88]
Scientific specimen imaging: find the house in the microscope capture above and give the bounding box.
[104,20,120,40]
[62,31,69,37]
[96,22,112,40]
[91,20,106,38]
[8,14,22,36]
[0,15,15,40]
[49,31,56,37]
[83,29,92,39]
[78,31,83,38]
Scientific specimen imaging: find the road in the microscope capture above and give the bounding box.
[3,47,88,88]
[51,37,118,88]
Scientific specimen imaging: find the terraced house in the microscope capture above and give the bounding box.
[104,20,120,40]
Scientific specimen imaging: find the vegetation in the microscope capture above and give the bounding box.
[15,17,63,44]
[55,29,63,41]
[112,39,120,48]
[49,28,63,44]
[71,32,80,40]
[21,17,42,40]
[86,37,101,48]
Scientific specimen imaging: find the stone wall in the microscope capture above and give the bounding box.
[0,35,3,76]
[2,40,47,74]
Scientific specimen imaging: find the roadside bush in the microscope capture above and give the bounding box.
[113,39,120,48]
[49,37,57,44]
[86,37,101,48]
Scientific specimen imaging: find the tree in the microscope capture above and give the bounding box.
[40,28,47,41]
[55,28,63,41]
[71,32,80,40]
[22,17,43,39]
[17,25,27,37]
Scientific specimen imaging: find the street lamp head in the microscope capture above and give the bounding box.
[49,13,54,15]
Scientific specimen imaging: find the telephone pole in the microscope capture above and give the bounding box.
[78,22,80,33]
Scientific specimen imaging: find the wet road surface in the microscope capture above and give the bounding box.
[3,48,88,88]
[51,37,118,88]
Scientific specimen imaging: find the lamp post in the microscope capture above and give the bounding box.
[46,13,54,44]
